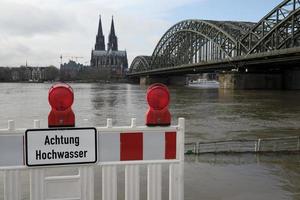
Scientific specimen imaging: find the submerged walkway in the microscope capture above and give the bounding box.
[185,136,300,154]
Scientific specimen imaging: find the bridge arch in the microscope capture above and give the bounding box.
[150,20,250,70]
[130,56,151,72]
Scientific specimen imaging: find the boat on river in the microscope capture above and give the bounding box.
[188,79,220,88]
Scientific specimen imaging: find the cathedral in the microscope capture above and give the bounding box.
[90,16,128,78]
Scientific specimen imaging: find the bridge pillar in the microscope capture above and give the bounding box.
[284,69,300,89]
[168,76,188,86]
[219,73,282,89]
[140,76,168,85]
[140,76,188,86]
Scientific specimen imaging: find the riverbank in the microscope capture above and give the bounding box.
[0,79,130,84]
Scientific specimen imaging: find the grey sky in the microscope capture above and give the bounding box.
[0,0,282,67]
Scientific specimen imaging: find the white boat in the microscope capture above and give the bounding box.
[188,79,220,88]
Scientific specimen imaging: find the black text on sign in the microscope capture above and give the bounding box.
[25,128,97,166]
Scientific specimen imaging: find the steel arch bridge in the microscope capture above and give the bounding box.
[129,0,300,75]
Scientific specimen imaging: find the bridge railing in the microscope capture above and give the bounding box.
[185,136,300,154]
[0,118,185,200]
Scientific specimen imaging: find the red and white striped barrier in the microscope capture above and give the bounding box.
[0,118,185,200]
[99,131,177,162]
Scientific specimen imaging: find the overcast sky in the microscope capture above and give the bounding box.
[0,0,282,67]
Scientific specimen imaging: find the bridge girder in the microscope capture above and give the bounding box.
[240,0,300,54]
[247,9,300,54]
[129,0,300,74]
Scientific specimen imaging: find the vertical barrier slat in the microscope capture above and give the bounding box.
[102,165,117,200]
[30,120,45,200]
[147,164,162,200]
[30,169,44,200]
[102,118,117,200]
[4,170,21,200]
[4,120,21,200]
[80,166,94,200]
[169,164,179,200]
[125,165,140,200]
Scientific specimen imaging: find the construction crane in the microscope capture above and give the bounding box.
[60,55,84,65]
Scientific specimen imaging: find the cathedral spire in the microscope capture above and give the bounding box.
[97,15,104,36]
[110,16,116,36]
[95,15,105,50]
[108,16,118,51]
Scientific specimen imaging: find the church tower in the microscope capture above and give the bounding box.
[91,15,128,79]
[107,16,118,51]
[95,15,105,50]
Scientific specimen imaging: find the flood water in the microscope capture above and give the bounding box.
[0,83,300,199]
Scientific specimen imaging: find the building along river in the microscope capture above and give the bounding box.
[0,83,300,199]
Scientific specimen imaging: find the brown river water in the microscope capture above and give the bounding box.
[0,83,300,199]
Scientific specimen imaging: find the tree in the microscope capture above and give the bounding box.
[44,66,59,81]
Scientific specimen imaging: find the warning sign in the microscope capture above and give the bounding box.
[25,127,97,166]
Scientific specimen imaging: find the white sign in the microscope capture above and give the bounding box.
[25,128,97,166]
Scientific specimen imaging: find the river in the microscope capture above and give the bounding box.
[0,83,300,199]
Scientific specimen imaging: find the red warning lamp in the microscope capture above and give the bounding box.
[146,83,171,126]
[48,83,75,128]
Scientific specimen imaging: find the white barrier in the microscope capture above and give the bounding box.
[0,118,185,200]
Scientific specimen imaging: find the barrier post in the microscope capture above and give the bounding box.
[169,118,185,200]
[7,120,15,131]
[80,118,95,200]
[196,142,199,154]
[4,120,21,200]
[257,139,261,152]
[178,118,185,200]
[30,120,45,200]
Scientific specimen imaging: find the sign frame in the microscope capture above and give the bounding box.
[25,127,97,167]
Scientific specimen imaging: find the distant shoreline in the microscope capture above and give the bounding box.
[0,79,131,84]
